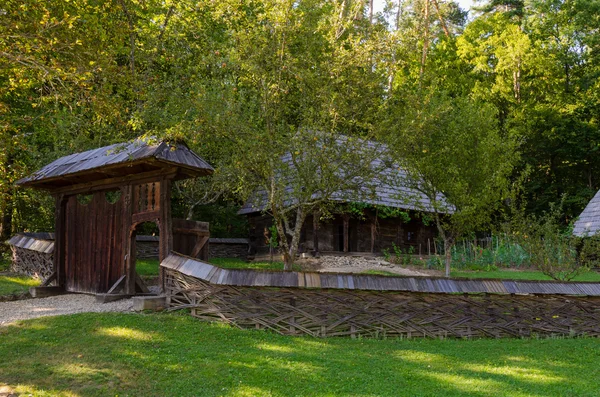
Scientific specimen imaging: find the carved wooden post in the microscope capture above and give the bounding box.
[313,211,320,257]
[121,185,136,295]
[159,177,173,291]
[343,214,349,253]
[370,218,376,253]
[53,194,67,288]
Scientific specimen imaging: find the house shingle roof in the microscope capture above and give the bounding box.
[238,143,451,215]
[573,190,600,236]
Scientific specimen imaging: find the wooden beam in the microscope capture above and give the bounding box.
[191,236,209,258]
[106,275,126,295]
[135,273,150,293]
[132,211,161,225]
[51,168,178,196]
[343,215,349,253]
[172,227,210,236]
[370,220,376,253]
[21,158,167,189]
[172,218,209,232]
[30,286,64,298]
[41,272,57,287]
[313,211,320,257]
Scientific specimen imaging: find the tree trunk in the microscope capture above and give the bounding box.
[186,205,195,221]
[420,0,430,78]
[283,250,293,270]
[444,237,452,277]
[286,207,307,271]
[313,211,320,257]
[0,153,14,245]
[431,0,449,37]
[273,214,290,269]
[432,210,452,277]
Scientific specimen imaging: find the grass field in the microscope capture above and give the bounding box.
[210,257,302,271]
[361,269,400,276]
[451,269,600,281]
[1,312,599,397]
[136,257,298,277]
[0,274,39,296]
[137,256,600,282]
[135,258,161,277]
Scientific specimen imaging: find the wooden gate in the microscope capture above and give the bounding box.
[172,218,209,261]
[63,192,124,294]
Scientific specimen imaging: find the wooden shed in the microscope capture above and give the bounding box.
[17,138,213,296]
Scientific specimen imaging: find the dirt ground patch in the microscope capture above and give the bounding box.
[297,256,429,276]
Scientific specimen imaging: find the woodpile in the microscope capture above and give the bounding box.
[6,234,54,280]
[165,267,600,339]
[10,245,54,280]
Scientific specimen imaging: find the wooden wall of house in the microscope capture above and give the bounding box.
[247,210,438,256]
[247,214,273,254]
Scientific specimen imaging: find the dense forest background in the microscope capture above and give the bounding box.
[1,0,599,244]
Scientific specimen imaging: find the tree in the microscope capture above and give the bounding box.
[0,0,138,240]
[381,91,518,276]
[180,0,388,270]
[457,0,600,221]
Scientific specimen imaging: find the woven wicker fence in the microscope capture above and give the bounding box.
[164,267,600,339]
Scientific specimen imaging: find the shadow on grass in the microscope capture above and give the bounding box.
[1,312,599,397]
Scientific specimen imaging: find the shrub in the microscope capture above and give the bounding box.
[426,255,444,270]
[578,235,600,269]
[514,202,587,281]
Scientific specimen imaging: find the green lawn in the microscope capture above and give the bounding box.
[0,274,39,296]
[1,313,599,396]
[135,258,161,277]
[451,269,600,282]
[210,257,301,271]
[140,257,600,282]
[361,269,400,277]
[135,257,296,277]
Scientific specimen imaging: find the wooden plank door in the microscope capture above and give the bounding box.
[172,218,210,261]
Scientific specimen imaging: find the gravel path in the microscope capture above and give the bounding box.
[318,265,428,277]
[0,294,136,326]
[308,256,429,277]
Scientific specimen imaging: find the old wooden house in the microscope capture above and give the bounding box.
[239,166,449,257]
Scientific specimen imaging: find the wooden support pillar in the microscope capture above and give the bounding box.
[159,178,173,291]
[53,194,67,288]
[313,211,320,257]
[121,185,136,295]
[343,214,349,253]
[370,220,376,253]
